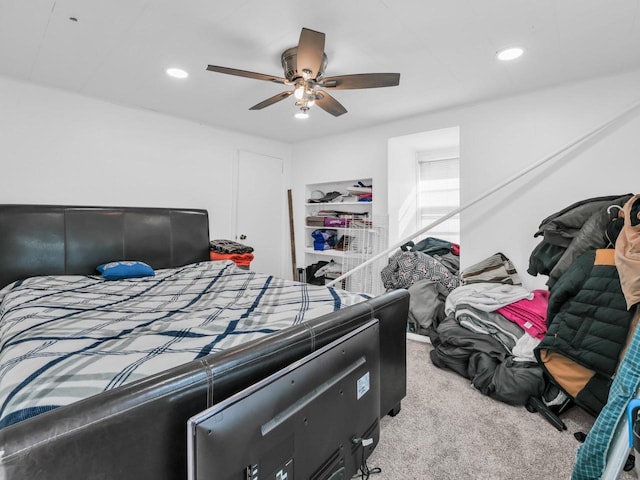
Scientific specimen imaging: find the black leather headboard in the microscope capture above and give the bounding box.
[0,205,210,288]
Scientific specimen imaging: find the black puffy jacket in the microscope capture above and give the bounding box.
[535,249,635,416]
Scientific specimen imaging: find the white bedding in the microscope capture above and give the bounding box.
[0,260,368,429]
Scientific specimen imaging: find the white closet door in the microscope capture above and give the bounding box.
[235,150,284,277]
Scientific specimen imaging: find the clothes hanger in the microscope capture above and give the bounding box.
[607,204,624,215]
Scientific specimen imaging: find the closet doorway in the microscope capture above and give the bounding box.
[235,150,284,277]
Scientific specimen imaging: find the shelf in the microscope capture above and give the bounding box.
[304,201,373,206]
[305,225,350,231]
[304,226,376,233]
[304,248,372,259]
[303,178,375,294]
[305,249,346,258]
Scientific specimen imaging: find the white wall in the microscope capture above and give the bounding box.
[292,68,640,289]
[4,70,639,287]
[0,76,293,277]
[387,134,421,246]
[388,127,460,246]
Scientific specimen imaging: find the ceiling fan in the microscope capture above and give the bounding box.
[206,27,400,119]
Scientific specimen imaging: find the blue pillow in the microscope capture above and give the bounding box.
[96,261,155,280]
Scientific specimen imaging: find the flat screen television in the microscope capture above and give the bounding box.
[187,319,381,480]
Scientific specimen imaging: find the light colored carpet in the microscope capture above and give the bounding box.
[368,338,636,480]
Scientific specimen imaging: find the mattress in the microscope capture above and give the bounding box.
[0,260,368,429]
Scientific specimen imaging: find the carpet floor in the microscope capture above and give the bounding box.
[367,338,635,480]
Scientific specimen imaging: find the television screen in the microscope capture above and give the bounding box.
[187,318,381,480]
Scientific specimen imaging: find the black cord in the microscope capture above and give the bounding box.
[352,441,382,479]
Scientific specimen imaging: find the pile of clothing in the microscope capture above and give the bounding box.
[304,259,343,286]
[428,255,548,406]
[529,194,639,417]
[384,194,640,415]
[572,193,640,479]
[311,229,338,251]
[209,239,254,268]
[380,237,460,335]
[527,193,632,287]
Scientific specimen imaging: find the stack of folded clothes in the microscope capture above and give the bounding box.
[209,239,254,268]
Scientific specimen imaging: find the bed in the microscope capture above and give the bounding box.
[0,204,409,480]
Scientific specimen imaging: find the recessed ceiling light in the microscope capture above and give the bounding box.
[166,68,189,79]
[496,47,524,61]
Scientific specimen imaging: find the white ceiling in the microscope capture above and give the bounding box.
[1,0,639,143]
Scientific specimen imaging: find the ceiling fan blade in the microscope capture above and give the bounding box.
[321,73,400,89]
[296,28,325,79]
[206,65,287,84]
[314,90,347,117]
[249,90,294,110]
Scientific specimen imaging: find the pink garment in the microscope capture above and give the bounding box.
[496,289,550,339]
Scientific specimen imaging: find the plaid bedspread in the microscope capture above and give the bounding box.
[0,261,368,429]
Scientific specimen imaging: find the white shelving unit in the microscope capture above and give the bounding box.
[303,178,386,294]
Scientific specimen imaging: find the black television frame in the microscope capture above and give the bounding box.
[187,319,381,480]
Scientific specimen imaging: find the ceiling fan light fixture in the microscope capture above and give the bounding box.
[166,67,189,79]
[295,87,316,110]
[206,28,400,118]
[295,109,309,119]
[496,47,524,61]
